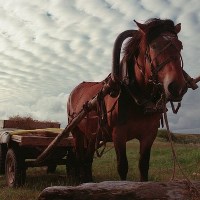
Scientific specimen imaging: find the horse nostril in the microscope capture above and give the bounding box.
[168,81,180,97]
[168,81,187,98]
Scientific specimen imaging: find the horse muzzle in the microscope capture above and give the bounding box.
[166,80,188,102]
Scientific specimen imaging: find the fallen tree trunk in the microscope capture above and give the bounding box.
[38,180,200,200]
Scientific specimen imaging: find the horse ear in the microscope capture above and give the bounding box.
[134,20,148,33]
[175,23,181,34]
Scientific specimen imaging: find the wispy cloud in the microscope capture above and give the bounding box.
[0,0,199,132]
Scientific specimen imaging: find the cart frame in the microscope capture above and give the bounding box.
[0,128,74,187]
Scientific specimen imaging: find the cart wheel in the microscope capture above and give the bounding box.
[5,148,26,187]
[0,144,6,174]
[47,164,57,174]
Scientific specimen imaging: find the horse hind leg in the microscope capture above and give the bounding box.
[113,133,128,180]
[83,137,96,182]
[69,127,96,183]
[66,147,79,184]
[67,127,86,183]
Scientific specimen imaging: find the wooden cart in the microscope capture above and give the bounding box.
[0,120,74,187]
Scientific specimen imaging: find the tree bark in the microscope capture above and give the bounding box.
[38,180,200,200]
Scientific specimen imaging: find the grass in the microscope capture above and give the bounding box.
[0,133,200,200]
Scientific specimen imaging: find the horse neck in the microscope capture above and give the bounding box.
[134,45,152,95]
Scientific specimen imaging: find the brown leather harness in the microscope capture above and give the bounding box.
[127,33,184,114]
[95,34,185,156]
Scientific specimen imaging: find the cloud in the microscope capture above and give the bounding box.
[0,0,199,132]
[167,89,200,132]
[0,93,69,127]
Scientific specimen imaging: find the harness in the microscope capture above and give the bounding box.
[94,33,185,156]
[124,33,184,114]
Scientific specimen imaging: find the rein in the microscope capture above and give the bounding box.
[146,41,173,75]
[163,103,200,199]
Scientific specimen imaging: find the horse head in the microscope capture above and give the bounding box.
[112,18,188,103]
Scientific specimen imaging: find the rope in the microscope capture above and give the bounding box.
[170,101,181,114]
[94,145,114,159]
[95,88,120,158]
[163,105,200,199]
[95,140,106,158]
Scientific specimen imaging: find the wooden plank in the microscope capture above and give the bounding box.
[11,135,74,147]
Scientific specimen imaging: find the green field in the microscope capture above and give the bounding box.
[0,132,200,200]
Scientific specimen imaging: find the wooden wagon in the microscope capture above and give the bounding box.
[0,120,74,187]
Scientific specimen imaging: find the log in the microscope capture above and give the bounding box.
[38,180,200,200]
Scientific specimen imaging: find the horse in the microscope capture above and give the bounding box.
[67,18,188,182]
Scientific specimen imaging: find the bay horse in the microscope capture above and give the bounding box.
[67,18,188,182]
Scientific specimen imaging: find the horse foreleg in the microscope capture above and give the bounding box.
[139,141,152,182]
[113,132,128,180]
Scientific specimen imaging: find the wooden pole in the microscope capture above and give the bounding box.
[35,81,118,164]
[183,70,200,90]
[35,109,88,163]
[194,75,200,84]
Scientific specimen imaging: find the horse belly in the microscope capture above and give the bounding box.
[108,107,161,141]
[78,115,99,136]
[125,113,162,140]
[67,81,103,136]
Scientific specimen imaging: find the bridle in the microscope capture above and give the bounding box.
[134,33,184,113]
[144,34,183,84]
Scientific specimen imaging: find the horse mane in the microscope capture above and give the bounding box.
[123,18,177,60]
[145,18,176,42]
[123,31,141,60]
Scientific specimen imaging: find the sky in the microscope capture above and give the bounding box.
[0,0,199,133]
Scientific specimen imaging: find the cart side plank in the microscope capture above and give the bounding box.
[11,135,74,147]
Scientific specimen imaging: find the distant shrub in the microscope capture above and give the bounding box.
[8,115,60,130]
[9,115,35,122]
[157,129,200,144]
[157,129,177,142]
[8,115,56,123]
[174,134,200,144]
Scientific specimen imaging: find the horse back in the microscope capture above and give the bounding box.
[67,81,103,121]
